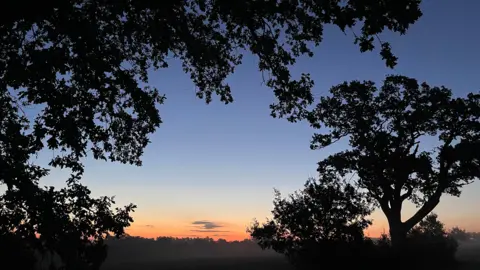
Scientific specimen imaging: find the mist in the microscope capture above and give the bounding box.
[102,235,283,268]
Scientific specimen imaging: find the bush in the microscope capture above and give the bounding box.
[290,238,377,269]
[0,233,36,270]
[364,214,459,270]
[450,226,470,242]
[249,177,374,269]
[406,213,459,265]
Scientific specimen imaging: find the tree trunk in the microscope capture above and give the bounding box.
[388,222,408,269]
[385,199,407,250]
[389,223,407,249]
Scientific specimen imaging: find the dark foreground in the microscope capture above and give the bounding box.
[102,257,293,270]
[102,242,480,270]
[103,259,480,270]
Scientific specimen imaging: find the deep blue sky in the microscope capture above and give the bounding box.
[39,0,480,239]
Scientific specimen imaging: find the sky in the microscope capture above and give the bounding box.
[35,0,480,241]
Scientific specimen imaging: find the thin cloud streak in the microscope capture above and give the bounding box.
[191,220,223,230]
[191,230,230,233]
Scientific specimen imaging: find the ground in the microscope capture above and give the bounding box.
[102,242,480,270]
[103,257,293,270]
[456,241,480,270]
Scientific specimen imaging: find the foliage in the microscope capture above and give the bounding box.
[0,2,423,143]
[0,180,135,269]
[406,213,459,265]
[450,226,470,242]
[357,214,460,270]
[307,75,480,245]
[370,214,459,269]
[0,233,36,270]
[1,86,136,269]
[1,2,423,268]
[248,177,373,268]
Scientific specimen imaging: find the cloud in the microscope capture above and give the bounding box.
[141,224,155,228]
[190,220,231,233]
[191,220,223,230]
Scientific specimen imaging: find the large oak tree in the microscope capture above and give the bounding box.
[307,75,479,247]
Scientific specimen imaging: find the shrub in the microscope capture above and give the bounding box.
[406,213,459,265]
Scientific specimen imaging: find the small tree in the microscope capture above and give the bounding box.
[248,176,372,268]
[407,213,458,265]
[410,213,446,237]
[0,180,135,270]
[450,226,470,242]
[307,75,480,248]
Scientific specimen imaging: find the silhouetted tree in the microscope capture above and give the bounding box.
[307,75,480,249]
[369,213,459,269]
[248,177,372,268]
[0,181,135,269]
[1,1,423,268]
[0,233,36,270]
[406,213,458,265]
[1,87,135,269]
[450,226,470,242]
[410,213,447,237]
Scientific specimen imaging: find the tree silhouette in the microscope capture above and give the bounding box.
[410,213,447,238]
[0,180,135,269]
[1,1,423,268]
[307,75,480,249]
[406,213,458,265]
[450,226,470,242]
[1,87,135,269]
[248,177,373,268]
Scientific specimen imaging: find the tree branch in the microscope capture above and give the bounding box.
[403,188,442,230]
[404,136,454,229]
[412,143,419,156]
[391,129,420,202]
[400,185,413,201]
[378,195,391,217]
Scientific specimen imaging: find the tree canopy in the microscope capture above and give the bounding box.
[0,182,135,269]
[307,75,480,246]
[449,226,470,242]
[1,1,423,268]
[1,0,423,184]
[406,213,458,265]
[248,177,372,267]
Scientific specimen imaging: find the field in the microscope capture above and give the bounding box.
[102,257,293,270]
[102,242,480,270]
[456,241,480,270]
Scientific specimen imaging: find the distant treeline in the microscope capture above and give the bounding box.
[449,227,480,242]
[103,227,480,265]
[103,235,279,265]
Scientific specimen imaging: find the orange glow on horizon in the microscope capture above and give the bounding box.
[125,223,250,242]
[125,229,249,242]
[127,227,386,241]
[126,221,389,241]
[125,216,479,242]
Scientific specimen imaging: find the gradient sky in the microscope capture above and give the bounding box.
[35,0,480,241]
